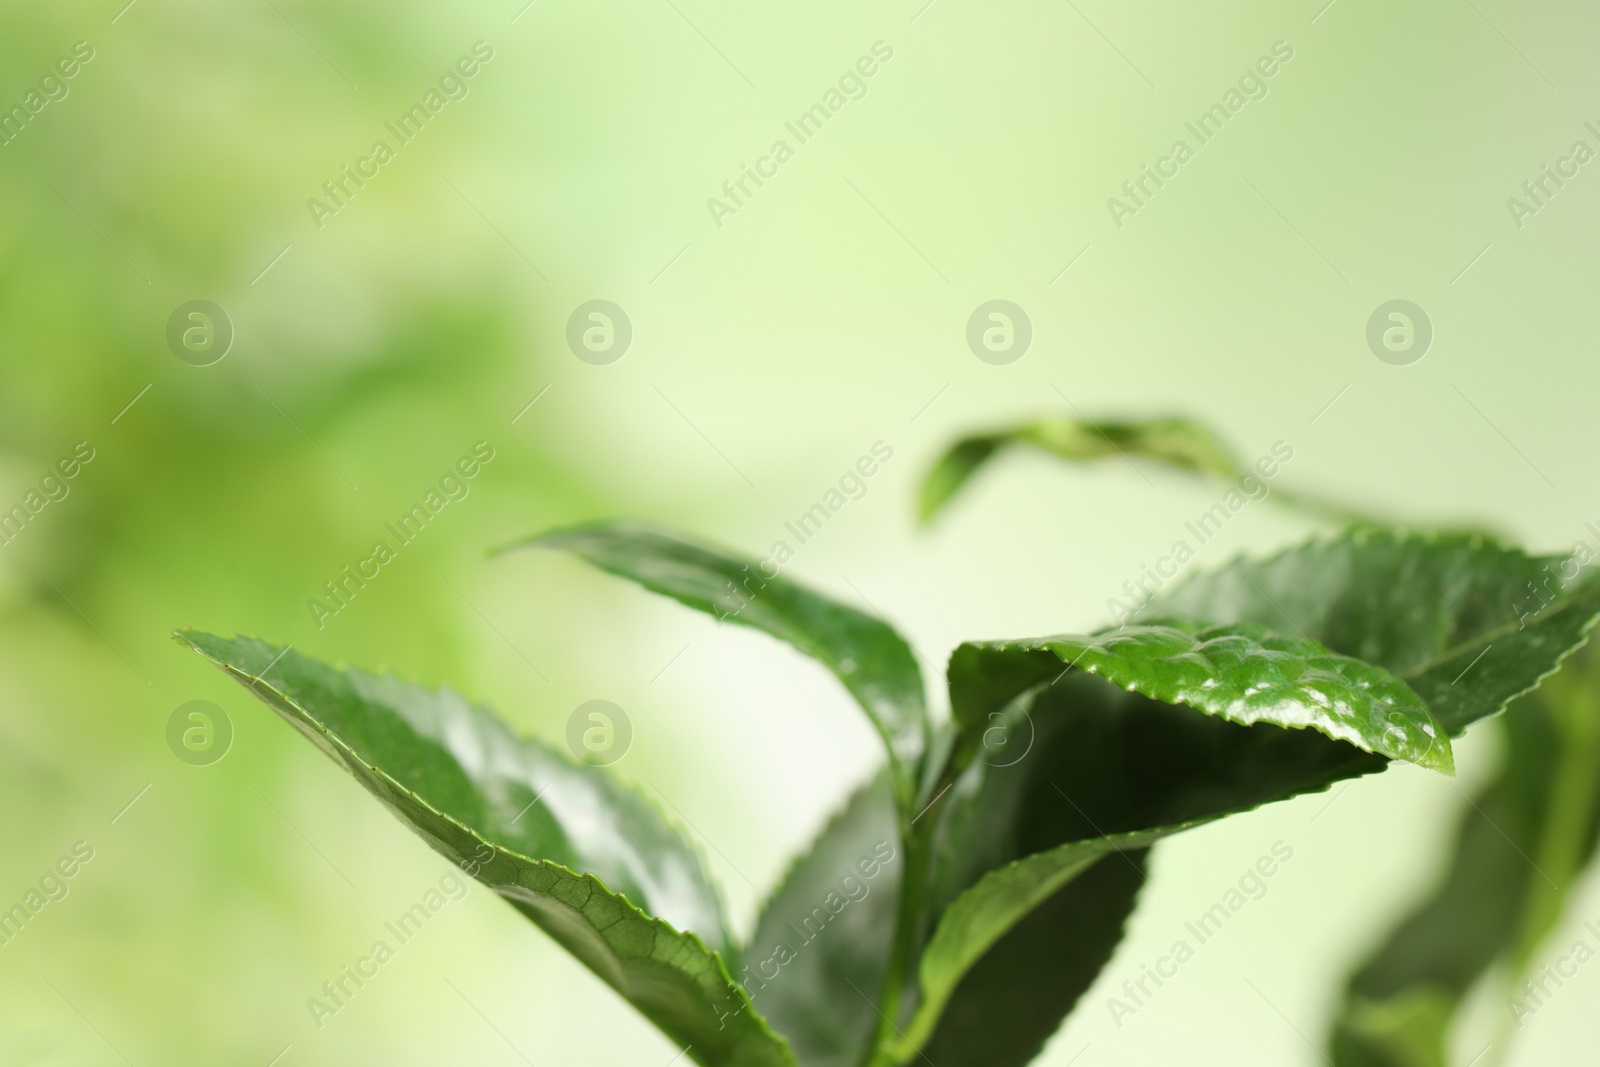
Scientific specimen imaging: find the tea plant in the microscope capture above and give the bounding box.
[178,417,1600,1067]
[925,414,1600,1067]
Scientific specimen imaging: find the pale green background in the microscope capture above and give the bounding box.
[2,0,1597,1062]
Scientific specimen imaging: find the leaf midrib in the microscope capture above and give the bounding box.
[1395,584,1600,684]
[211,656,724,953]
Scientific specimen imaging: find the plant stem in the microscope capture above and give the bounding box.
[858,828,928,1067]
[1266,483,1392,530]
[859,753,966,1067]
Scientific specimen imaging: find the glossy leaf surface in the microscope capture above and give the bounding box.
[177,631,797,1067]
[907,531,1600,1066]
[742,634,1379,1067]
[1144,531,1600,735]
[179,519,1600,1067]
[953,622,1450,772]
[503,521,929,812]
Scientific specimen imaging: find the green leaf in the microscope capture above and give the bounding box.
[1329,647,1600,1066]
[1142,530,1600,735]
[916,843,1146,1067]
[895,535,1600,1064]
[954,621,1451,772]
[743,772,901,1067]
[899,528,1600,1066]
[501,521,930,816]
[887,667,1385,1066]
[919,416,1239,524]
[1332,988,1454,1067]
[757,625,1385,1067]
[919,415,1385,528]
[887,827,1169,1063]
[176,631,797,1067]
[889,534,1600,1065]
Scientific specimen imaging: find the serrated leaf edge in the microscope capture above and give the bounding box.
[747,769,892,955]
[174,630,798,1067]
[1136,529,1600,738]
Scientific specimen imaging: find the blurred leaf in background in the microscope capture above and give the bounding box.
[0,2,607,1062]
[1330,645,1600,1067]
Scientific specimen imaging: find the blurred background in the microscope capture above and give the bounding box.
[2,0,1598,1062]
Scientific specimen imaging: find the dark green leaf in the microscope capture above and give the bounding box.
[907,528,1600,1067]
[918,847,1146,1066]
[501,521,929,814]
[754,651,1356,1067]
[744,772,901,1067]
[176,631,797,1067]
[1142,531,1600,735]
[887,826,1167,1062]
[900,666,1387,1067]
